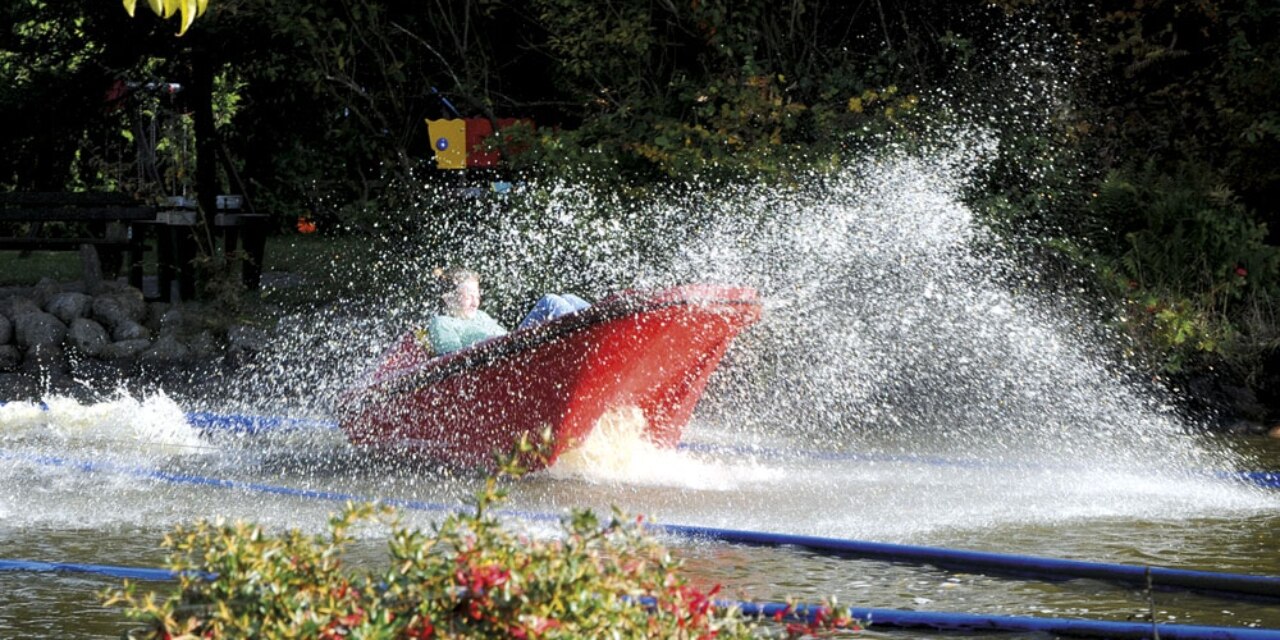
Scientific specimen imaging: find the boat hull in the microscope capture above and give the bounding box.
[336,285,761,470]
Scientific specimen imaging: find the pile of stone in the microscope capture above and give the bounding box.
[0,278,267,375]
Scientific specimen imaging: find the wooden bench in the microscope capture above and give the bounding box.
[0,192,155,290]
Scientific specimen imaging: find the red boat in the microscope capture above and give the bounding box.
[336,284,762,470]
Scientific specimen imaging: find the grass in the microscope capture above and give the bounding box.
[261,233,373,275]
[252,232,381,308]
[0,233,375,300]
[0,250,85,286]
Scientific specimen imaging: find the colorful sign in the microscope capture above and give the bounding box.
[426,118,533,169]
[426,119,467,169]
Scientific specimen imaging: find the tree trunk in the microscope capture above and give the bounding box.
[191,46,220,249]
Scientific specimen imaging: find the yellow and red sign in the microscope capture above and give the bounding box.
[426,118,532,170]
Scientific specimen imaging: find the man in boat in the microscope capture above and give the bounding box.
[422,268,589,356]
[517,292,591,330]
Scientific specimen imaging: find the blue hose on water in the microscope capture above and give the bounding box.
[0,557,1276,640]
[183,410,1280,491]
[736,600,1280,640]
[655,522,1280,599]
[4,446,1279,602]
[184,410,337,435]
[0,559,216,582]
[8,403,1277,489]
[680,441,1280,490]
[0,559,180,582]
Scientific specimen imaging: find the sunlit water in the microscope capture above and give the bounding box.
[4,146,1280,637]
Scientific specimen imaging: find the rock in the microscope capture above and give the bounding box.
[227,325,270,353]
[0,315,10,345]
[99,338,152,360]
[187,330,220,358]
[0,372,41,400]
[140,335,191,362]
[158,308,185,337]
[1221,382,1268,423]
[95,279,134,295]
[0,296,41,320]
[45,292,93,325]
[30,277,61,308]
[1257,347,1280,422]
[1224,418,1266,435]
[79,245,103,293]
[112,320,152,341]
[14,311,68,350]
[67,355,128,383]
[67,318,111,357]
[19,344,66,376]
[92,288,146,330]
[145,302,172,333]
[0,345,19,371]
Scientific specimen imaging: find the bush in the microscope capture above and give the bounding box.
[1089,165,1280,374]
[104,438,860,639]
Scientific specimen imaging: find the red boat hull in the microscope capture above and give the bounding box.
[336,285,761,470]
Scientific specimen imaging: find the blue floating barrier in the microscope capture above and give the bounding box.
[2,557,1275,639]
[9,401,1276,492]
[657,522,1280,600]
[741,601,1280,640]
[4,446,1279,603]
[184,410,337,435]
[0,559,181,582]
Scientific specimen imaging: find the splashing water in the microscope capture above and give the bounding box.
[548,407,782,490]
[0,392,205,455]
[3,130,1275,540]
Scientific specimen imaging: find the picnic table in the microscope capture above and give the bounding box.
[1,192,269,301]
[0,191,154,289]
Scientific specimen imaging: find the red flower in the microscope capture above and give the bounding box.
[338,609,364,628]
[407,618,435,639]
[297,217,317,234]
[1235,266,1248,278]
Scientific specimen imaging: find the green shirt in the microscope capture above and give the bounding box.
[426,311,508,355]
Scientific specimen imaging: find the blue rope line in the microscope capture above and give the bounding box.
[0,559,180,582]
[185,410,337,436]
[680,441,1280,490]
[4,446,1279,601]
[182,410,1280,490]
[1,557,1275,639]
[10,403,1275,489]
[655,522,1280,599]
[739,601,1280,640]
[0,448,461,514]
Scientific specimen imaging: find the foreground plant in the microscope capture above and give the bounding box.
[104,437,860,638]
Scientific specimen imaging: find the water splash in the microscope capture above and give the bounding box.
[225,133,1240,485]
[0,392,205,455]
[3,125,1269,538]
[547,406,781,490]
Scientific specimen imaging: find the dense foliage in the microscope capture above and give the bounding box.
[104,442,859,639]
[2,0,1277,416]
